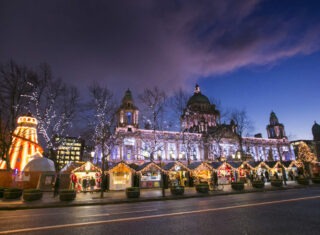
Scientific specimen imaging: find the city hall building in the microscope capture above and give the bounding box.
[94,85,295,165]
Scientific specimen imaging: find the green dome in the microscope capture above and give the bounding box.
[187,93,210,106]
[187,84,210,106]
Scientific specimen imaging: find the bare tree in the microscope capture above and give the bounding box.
[0,61,34,170]
[138,87,167,162]
[229,108,254,160]
[170,88,189,126]
[85,83,117,198]
[25,63,79,168]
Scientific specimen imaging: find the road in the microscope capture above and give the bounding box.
[0,187,319,235]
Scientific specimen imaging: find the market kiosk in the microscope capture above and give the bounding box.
[163,161,190,187]
[237,161,254,182]
[265,161,286,180]
[189,162,213,184]
[108,161,135,190]
[283,160,303,180]
[213,162,237,184]
[71,161,102,192]
[247,161,271,181]
[137,161,165,188]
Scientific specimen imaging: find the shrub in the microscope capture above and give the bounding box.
[271,180,283,187]
[0,187,8,198]
[231,182,244,191]
[195,183,209,193]
[297,178,309,185]
[3,188,23,199]
[252,180,265,189]
[311,177,320,184]
[23,189,43,201]
[125,187,140,198]
[170,186,184,195]
[59,189,76,201]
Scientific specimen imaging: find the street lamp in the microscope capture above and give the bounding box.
[91,151,95,163]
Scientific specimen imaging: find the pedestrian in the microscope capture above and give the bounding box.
[281,166,287,185]
[213,171,218,186]
[260,172,265,182]
[235,170,238,183]
[53,174,60,198]
[265,171,269,182]
[289,170,294,181]
[90,177,95,193]
[82,178,88,192]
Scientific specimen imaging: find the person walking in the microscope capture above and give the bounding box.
[265,171,269,182]
[53,174,60,198]
[90,177,95,193]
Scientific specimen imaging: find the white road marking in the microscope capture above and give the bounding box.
[1,195,319,234]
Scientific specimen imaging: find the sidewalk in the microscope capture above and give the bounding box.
[0,181,316,210]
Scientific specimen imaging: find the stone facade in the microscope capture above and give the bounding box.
[94,85,295,165]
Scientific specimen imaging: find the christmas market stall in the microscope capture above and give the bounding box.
[60,162,84,189]
[189,162,213,184]
[236,161,255,182]
[265,161,286,180]
[210,162,237,184]
[163,161,191,187]
[247,161,271,181]
[70,161,102,192]
[282,160,303,180]
[136,161,165,189]
[108,161,136,190]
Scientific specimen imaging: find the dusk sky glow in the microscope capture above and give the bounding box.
[1,0,320,140]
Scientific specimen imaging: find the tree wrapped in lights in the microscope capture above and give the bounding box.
[230,109,253,161]
[85,83,117,198]
[297,142,317,177]
[138,86,167,162]
[24,63,79,169]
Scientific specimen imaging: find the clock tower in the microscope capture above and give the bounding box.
[117,89,139,132]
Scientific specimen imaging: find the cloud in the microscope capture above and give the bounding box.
[1,0,320,95]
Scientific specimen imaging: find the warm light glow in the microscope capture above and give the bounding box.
[0,114,43,171]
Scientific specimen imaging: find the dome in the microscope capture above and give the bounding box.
[187,84,210,106]
[23,155,55,172]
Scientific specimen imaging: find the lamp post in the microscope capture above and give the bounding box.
[91,151,95,163]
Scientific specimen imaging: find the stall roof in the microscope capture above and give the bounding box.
[108,161,136,173]
[60,162,84,173]
[264,161,279,168]
[163,161,190,171]
[129,163,139,171]
[227,161,242,169]
[282,161,293,168]
[209,162,223,169]
[72,161,101,173]
[283,160,303,168]
[136,161,165,173]
[247,161,262,168]
[189,162,213,171]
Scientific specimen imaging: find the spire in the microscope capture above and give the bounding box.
[194,84,201,94]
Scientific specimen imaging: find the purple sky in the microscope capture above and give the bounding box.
[1,0,320,140]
